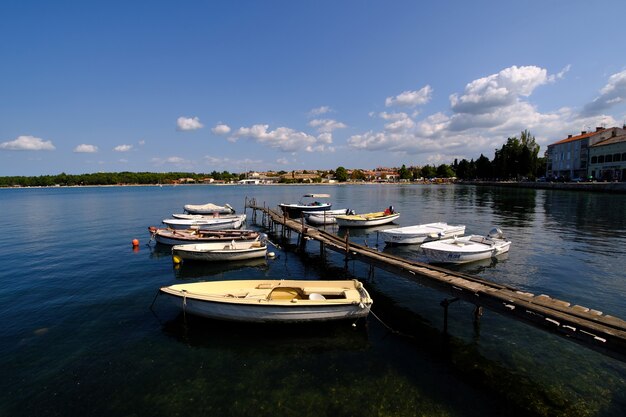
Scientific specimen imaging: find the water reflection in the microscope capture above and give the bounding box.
[160,313,370,352]
[543,191,626,237]
[336,225,397,247]
[172,258,269,280]
[148,242,173,259]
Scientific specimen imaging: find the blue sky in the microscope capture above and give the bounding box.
[2,0,626,176]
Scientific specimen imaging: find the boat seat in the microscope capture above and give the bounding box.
[469,236,491,244]
[267,287,305,301]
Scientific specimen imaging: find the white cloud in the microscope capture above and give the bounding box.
[114,144,133,152]
[151,156,195,169]
[308,119,347,133]
[308,106,331,117]
[317,132,333,144]
[138,140,145,145]
[177,116,204,131]
[276,157,290,165]
[203,155,230,165]
[382,113,415,132]
[552,64,571,81]
[230,124,328,153]
[385,85,433,107]
[74,144,98,153]
[581,69,626,116]
[0,135,55,151]
[450,65,549,115]
[212,124,231,135]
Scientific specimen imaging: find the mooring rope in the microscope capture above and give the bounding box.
[369,309,416,340]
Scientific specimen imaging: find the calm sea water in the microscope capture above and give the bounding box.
[0,184,624,417]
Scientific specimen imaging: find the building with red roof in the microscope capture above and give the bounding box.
[545,126,626,180]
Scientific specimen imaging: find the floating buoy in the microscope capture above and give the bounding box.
[132,238,139,247]
[267,252,276,259]
[172,255,183,264]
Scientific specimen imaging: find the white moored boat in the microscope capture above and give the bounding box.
[162,214,246,230]
[148,227,260,246]
[379,222,466,245]
[420,228,511,264]
[279,194,332,218]
[183,203,234,215]
[159,279,373,322]
[172,240,267,262]
[303,209,350,225]
[335,209,400,228]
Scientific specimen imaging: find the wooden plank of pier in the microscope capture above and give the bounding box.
[247,200,626,362]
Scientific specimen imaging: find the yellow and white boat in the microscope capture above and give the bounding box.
[335,210,400,227]
[159,279,372,322]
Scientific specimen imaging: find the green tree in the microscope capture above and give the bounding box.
[398,164,412,180]
[350,169,366,181]
[436,164,455,178]
[335,166,348,182]
[420,165,436,179]
[475,154,492,179]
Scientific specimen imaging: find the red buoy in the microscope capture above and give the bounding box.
[132,239,139,246]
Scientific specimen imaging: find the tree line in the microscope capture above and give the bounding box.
[0,171,240,187]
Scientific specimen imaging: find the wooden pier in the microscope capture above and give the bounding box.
[246,198,626,362]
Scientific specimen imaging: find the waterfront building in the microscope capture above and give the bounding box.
[588,132,626,181]
[545,126,626,180]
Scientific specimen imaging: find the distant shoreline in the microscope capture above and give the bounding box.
[2,180,625,193]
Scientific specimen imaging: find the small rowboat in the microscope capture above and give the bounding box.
[159,279,373,322]
[420,228,511,264]
[148,227,260,246]
[335,211,400,228]
[379,222,466,245]
[183,203,234,215]
[172,240,267,262]
[279,194,332,218]
[162,214,246,230]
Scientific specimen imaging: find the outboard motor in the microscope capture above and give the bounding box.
[487,228,504,239]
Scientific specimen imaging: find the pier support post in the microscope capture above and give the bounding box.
[472,305,483,334]
[440,297,460,334]
[344,230,350,262]
[298,217,307,252]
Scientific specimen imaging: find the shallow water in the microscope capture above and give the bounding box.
[0,184,624,416]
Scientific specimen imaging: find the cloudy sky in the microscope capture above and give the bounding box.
[2,0,626,176]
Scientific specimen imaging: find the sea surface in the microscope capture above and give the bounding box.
[0,184,624,417]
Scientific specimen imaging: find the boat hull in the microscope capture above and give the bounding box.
[162,214,246,230]
[149,228,260,246]
[420,235,511,264]
[159,279,372,322]
[162,297,370,322]
[172,243,267,262]
[303,209,348,225]
[379,223,466,245]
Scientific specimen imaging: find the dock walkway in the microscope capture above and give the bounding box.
[247,200,626,362]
